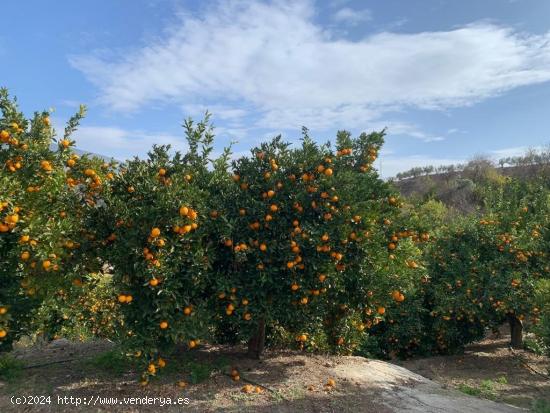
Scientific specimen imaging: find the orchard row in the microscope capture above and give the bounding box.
[1,89,548,382]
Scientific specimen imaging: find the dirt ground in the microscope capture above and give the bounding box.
[0,330,547,412]
[399,330,550,410]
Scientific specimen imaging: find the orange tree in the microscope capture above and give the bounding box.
[209,129,424,357]
[0,88,110,350]
[424,217,498,353]
[90,116,231,383]
[361,199,445,358]
[480,180,550,347]
[425,179,550,351]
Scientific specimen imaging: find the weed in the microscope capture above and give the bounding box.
[524,337,548,356]
[495,375,508,384]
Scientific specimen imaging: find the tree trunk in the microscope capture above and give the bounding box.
[508,315,523,349]
[247,318,266,359]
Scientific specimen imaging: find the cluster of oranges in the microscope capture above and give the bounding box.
[230,367,240,381]
[142,245,161,268]
[216,288,253,321]
[83,168,103,190]
[40,160,53,172]
[5,156,23,172]
[117,294,134,304]
[173,205,199,235]
[0,122,24,146]
[241,384,263,394]
[391,290,405,302]
[0,206,20,233]
[144,356,167,380]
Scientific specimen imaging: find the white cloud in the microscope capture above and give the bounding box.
[332,7,372,26]
[181,103,248,122]
[75,126,187,160]
[70,0,550,135]
[380,122,444,142]
[213,126,252,141]
[52,119,187,160]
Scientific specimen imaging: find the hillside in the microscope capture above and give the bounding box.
[392,157,550,212]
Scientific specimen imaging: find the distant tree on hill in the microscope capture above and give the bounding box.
[423,165,434,176]
[463,156,497,184]
[410,167,424,179]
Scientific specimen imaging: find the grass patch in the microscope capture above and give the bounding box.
[0,355,25,382]
[213,355,231,371]
[532,399,550,413]
[270,390,285,403]
[187,360,213,384]
[166,353,230,384]
[82,350,135,376]
[458,384,482,397]
[184,356,230,384]
[458,378,503,401]
[82,349,231,383]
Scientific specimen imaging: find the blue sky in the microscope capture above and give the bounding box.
[1,0,550,176]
